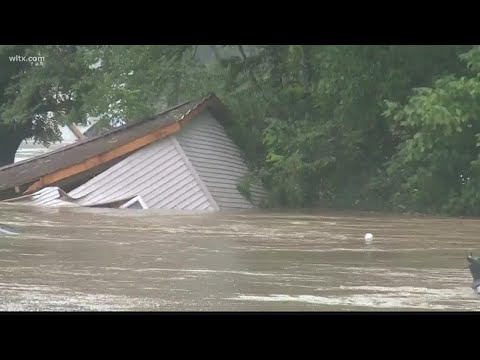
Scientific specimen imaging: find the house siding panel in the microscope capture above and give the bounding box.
[68,137,215,211]
[176,111,266,209]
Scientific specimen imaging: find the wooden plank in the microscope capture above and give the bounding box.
[67,123,86,140]
[24,121,182,195]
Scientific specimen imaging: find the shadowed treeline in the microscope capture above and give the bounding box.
[1,45,479,216]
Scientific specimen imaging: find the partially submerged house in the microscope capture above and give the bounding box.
[0,94,266,211]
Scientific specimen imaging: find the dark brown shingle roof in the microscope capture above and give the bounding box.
[0,94,229,191]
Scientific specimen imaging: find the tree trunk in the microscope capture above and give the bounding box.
[167,71,181,106]
[300,45,313,94]
[0,123,32,167]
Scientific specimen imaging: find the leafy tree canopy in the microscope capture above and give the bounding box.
[1,44,477,216]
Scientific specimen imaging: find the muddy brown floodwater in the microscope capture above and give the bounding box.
[0,203,479,311]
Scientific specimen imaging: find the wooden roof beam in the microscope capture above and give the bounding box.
[67,123,86,141]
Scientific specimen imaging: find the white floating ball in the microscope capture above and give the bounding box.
[364,233,373,241]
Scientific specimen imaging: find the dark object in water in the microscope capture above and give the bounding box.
[0,225,19,236]
[467,253,480,292]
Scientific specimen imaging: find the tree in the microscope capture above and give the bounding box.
[1,44,475,215]
[383,46,480,215]
[0,45,98,166]
[222,45,471,208]
[0,45,209,167]
[0,45,36,166]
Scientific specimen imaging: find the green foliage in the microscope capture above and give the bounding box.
[383,46,480,215]
[2,44,479,216]
[0,45,97,146]
[236,174,255,201]
[246,45,471,210]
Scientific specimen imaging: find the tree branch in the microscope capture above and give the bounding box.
[192,45,198,60]
[238,45,248,62]
[237,45,258,88]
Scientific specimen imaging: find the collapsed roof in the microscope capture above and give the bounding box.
[0,94,266,211]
